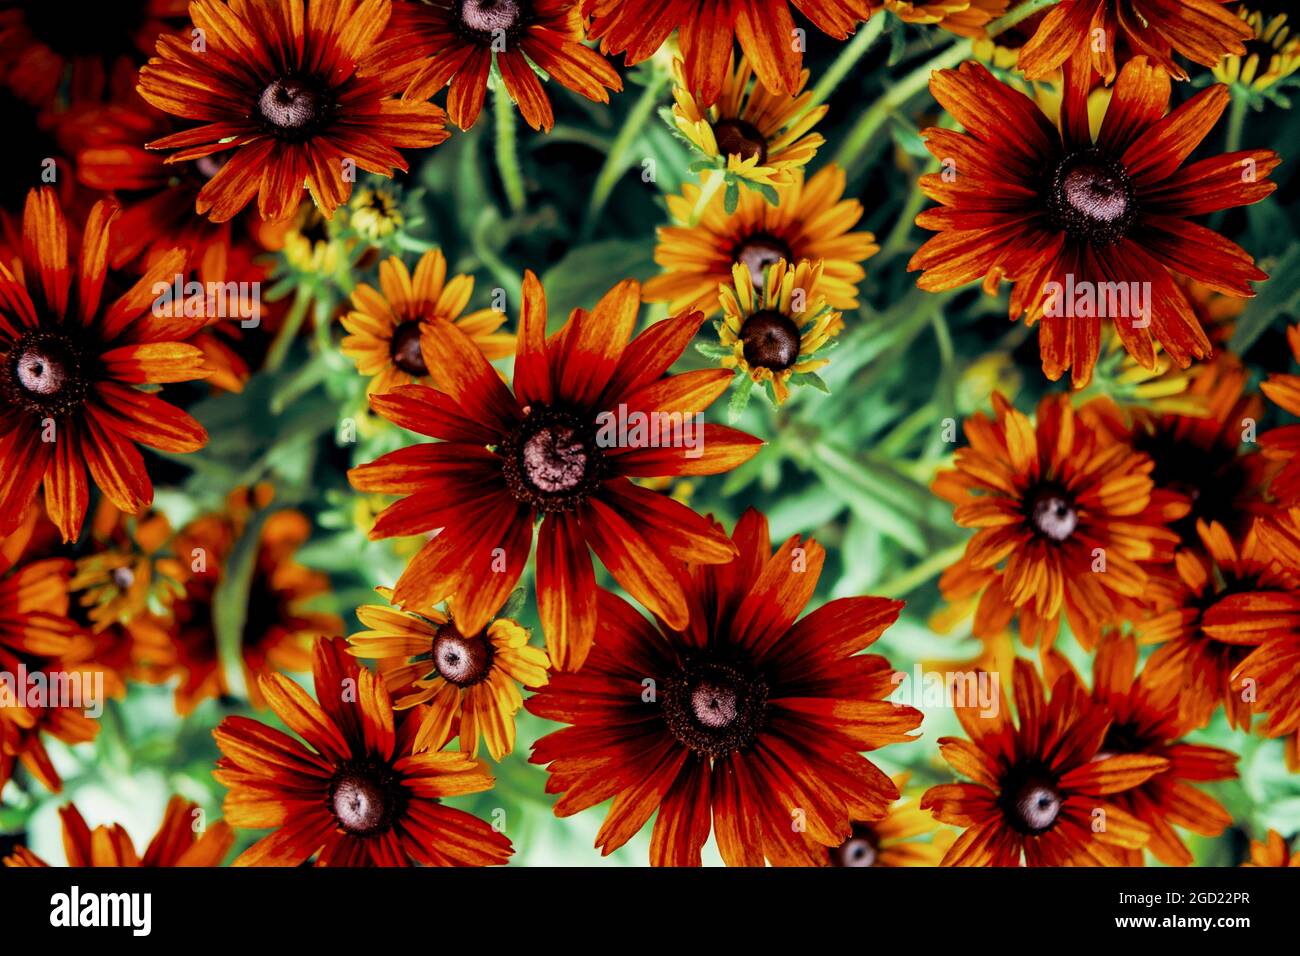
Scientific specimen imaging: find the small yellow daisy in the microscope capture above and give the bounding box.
[669,54,825,191]
[340,249,514,394]
[716,258,842,408]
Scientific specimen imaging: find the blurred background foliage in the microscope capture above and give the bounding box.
[3,8,1300,867]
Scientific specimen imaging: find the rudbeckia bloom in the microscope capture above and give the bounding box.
[1212,6,1300,96]
[213,636,513,866]
[933,393,1182,649]
[136,0,449,222]
[346,588,549,759]
[921,658,1167,866]
[69,506,185,633]
[582,0,870,106]
[341,249,514,395]
[349,272,763,671]
[1242,829,1300,867]
[1017,0,1253,81]
[909,57,1278,388]
[527,508,922,866]
[668,55,826,190]
[373,0,622,132]
[0,188,209,543]
[1045,633,1237,866]
[810,773,953,866]
[716,258,843,407]
[136,491,342,714]
[871,0,1007,37]
[1260,323,1300,503]
[1141,520,1300,732]
[3,797,234,867]
[643,164,876,318]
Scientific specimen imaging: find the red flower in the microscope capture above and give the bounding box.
[350,272,762,671]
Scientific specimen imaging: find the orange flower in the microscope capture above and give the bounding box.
[340,250,514,395]
[137,0,449,221]
[1018,0,1253,82]
[213,637,512,866]
[349,272,762,671]
[0,188,209,542]
[1260,323,1300,504]
[909,57,1277,387]
[933,392,1183,649]
[3,797,233,867]
[921,659,1168,865]
[346,588,550,759]
[1242,829,1300,867]
[135,491,342,714]
[583,0,870,106]
[527,508,921,865]
[1045,633,1237,866]
[371,0,622,132]
[1141,520,1300,733]
[810,774,954,867]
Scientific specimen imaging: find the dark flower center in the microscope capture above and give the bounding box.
[999,764,1063,835]
[432,625,494,687]
[458,0,525,44]
[733,234,791,291]
[390,321,428,376]
[3,329,91,416]
[257,77,331,140]
[829,823,880,867]
[327,760,407,837]
[1132,426,1250,548]
[663,659,769,758]
[740,309,801,372]
[501,406,604,512]
[1047,148,1136,245]
[712,119,768,164]
[1026,483,1078,542]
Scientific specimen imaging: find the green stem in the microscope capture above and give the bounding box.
[688,169,726,224]
[832,37,972,172]
[264,285,312,371]
[493,78,526,215]
[583,71,670,239]
[873,540,967,597]
[987,0,1061,37]
[1210,94,1248,231]
[807,13,888,111]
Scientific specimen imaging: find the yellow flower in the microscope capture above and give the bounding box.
[643,165,876,318]
[340,249,514,394]
[880,0,1009,38]
[347,183,404,242]
[1213,8,1300,94]
[717,258,842,406]
[347,589,549,760]
[669,54,825,189]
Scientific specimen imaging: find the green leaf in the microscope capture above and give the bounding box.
[212,508,273,702]
[727,372,754,422]
[1230,242,1300,352]
[541,238,658,318]
[723,181,739,215]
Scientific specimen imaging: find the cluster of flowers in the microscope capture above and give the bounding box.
[0,0,1298,868]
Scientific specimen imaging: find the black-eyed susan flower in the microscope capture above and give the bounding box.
[1017,0,1253,81]
[921,658,1167,866]
[1045,633,1238,866]
[3,797,233,867]
[873,0,1008,37]
[346,588,549,759]
[346,182,405,243]
[1213,5,1300,103]
[667,54,826,195]
[642,164,876,318]
[69,504,185,633]
[910,56,1278,388]
[1242,829,1300,866]
[349,272,762,672]
[933,393,1185,650]
[214,637,512,866]
[372,0,622,132]
[137,0,449,222]
[713,258,842,411]
[811,774,954,867]
[527,508,921,866]
[341,249,514,394]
